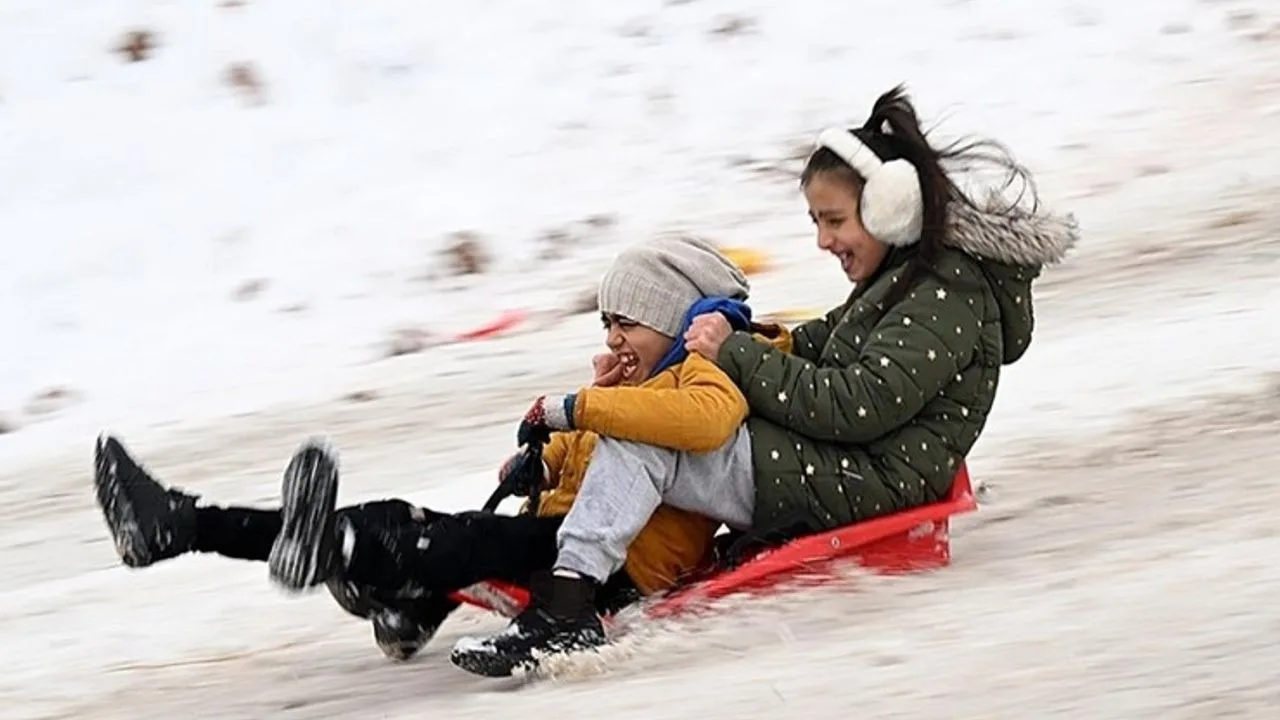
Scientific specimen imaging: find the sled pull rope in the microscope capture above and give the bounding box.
[481,435,548,515]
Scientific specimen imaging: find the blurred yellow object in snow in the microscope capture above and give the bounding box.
[759,308,822,325]
[718,246,770,276]
[714,245,818,324]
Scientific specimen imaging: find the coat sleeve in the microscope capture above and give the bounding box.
[570,353,749,453]
[789,304,846,362]
[717,279,981,444]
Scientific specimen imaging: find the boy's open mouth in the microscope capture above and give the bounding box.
[617,351,640,380]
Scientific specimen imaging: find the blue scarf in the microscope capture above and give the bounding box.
[649,297,753,378]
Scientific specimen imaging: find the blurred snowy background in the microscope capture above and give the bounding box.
[2,0,1279,717]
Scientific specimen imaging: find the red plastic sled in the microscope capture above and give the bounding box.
[453,308,527,342]
[449,463,979,619]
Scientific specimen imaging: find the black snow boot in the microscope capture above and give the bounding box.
[372,594,461,661]
[449,569,607,678]
[325,576,461,661]
[327,499,467,661]
[267,438,342,591]
[93,434,198,568]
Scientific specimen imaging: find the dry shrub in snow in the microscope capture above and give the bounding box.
[709,14,757,38]
[1206,209,1261,230]
[232,278,269,302]
[381,326,435,358]
[1226,9,1260,30]
[25,386,84,418]
[225,62,266,106]
[1161,21,1194,35]
[115,29,157,63]
[1245,22,1280,43]
[0,413,19,435]
[439,231,491,276]
[536,212,620,261]
[617,17,654,40]
[567,286,599,316]
[536,227,575,261]
[583,213,618,230]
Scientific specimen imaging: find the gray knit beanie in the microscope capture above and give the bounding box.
[597,234,750,338]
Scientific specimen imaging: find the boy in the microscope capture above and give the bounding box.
[95,235,787,665]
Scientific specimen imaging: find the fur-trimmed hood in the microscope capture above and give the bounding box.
[944,189,1079,267]
[942,190,1078,364]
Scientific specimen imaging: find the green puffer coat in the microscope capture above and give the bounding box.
[717,195,1078,533]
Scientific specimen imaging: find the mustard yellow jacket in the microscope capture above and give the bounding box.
[534,326,791,594]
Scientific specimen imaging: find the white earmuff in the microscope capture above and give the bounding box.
[815,127,924,247]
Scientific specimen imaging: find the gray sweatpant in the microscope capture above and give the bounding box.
[555,426,756,584]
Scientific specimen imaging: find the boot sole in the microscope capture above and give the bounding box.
[268,438,340,591]
[449,646,532,678]
[93,435,152,568]
[450,624,607,678]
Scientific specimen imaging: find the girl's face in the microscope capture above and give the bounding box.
[601,313,675,385]
[803,173,889,284]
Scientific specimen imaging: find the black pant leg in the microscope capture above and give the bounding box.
[344,511,564,593]
[344,509,643,613]
[188,499,431,563]
[192,506,281,561]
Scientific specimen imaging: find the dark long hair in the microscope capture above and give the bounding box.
[801,85,1035,306]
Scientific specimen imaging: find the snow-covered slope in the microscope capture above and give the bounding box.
[2,0,1267,459]
[2,0,1279,717]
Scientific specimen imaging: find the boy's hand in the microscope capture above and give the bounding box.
[592,353,624,387]
[497,452,546,497]
[498,452,521,484]
[684,313,733,361]
[517,394,574,447]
